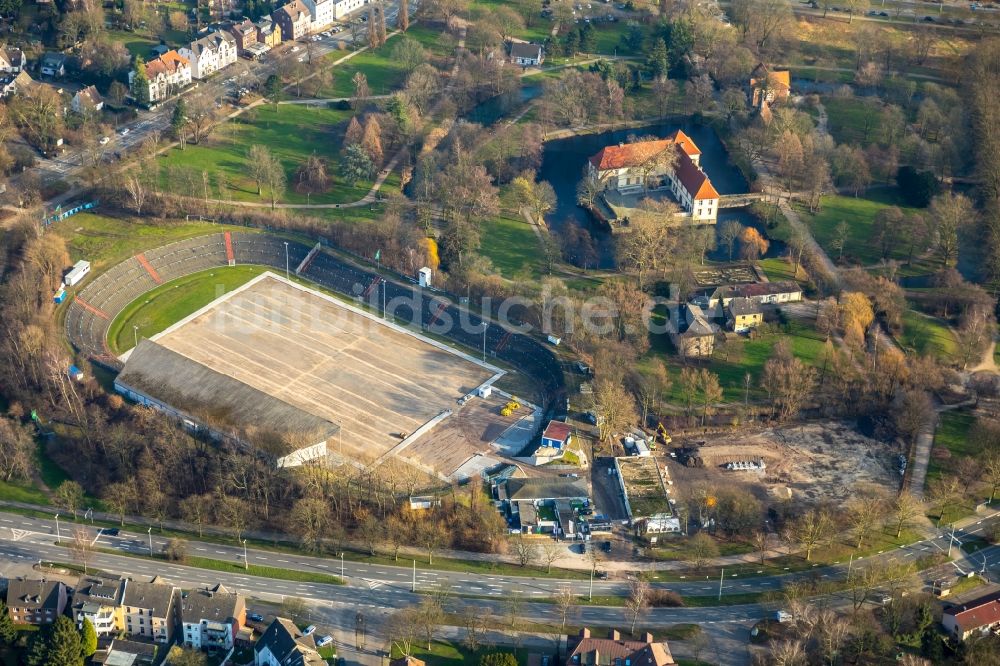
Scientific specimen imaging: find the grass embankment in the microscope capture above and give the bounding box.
[898,308,957,362]
[107,265,267,353]
[157,105,373,205]
[796,191,922,267]
[925,410,979,525]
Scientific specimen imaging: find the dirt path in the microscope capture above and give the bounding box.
[970,338,999,374]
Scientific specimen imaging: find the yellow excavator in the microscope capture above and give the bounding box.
[500,397,521,417]
[656,422,672,448]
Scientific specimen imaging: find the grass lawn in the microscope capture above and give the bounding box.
[390,640,530,666]
[50,213,238,271]
[898,308,957,361]
[480,213,543,279]
[0,480,50,505]
[157,104,373,205]
[651,318,827,404]
[927,410,977,483]
[758,257,808,284]
[107,265,268,353]
[319,37,410,97]
[795,190,921,267]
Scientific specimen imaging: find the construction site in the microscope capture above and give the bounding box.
[113,272,538,477]
[669,422,900,506]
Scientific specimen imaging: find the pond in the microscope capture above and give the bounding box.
[538,120,784,267]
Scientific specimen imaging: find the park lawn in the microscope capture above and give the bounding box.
[796,190,920,267]
[651,319,827,405]
[823,96,893,146]
[390,640,530,666]
[0,480,50,505]
[157,104,374,205]
[49,213,237,270]
[898,308,957,361]
[758,257,807,284]
[320,37,410,97]
[480,213,544,279]
[926,410,977,483]
[589,20,648,57]
[106,30,162,59]
[401,23,455,58]
[108,265,267,353]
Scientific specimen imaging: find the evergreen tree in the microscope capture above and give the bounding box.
[264,74,283,110]
[131,56,150,106]
[80,618,97,658]
[171,98,188,143]
[30,616,84,666]
[0,600,16,644]
[562,27,580,57]
[340,143,376,186]
[647,37,669,77]
[579,23,596,52]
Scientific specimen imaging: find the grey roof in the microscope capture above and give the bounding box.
[6,578,64,611]
[189,31,235,55]
[74,574,126,608]
[179,584,243,625]
[116,339,339,454]
[727,297,761,317]
[680,304,714,338]
[510,42,542,60]
[505,477,589,502]
[122,578,175,616]
[40,52,66,66]
[255,617,324,666]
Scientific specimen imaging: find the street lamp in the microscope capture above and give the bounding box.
[147,527,153,557]
[481,322,488,362]
[242,539,249,570]
[340,551,344,580]
[133,325,139,348]
[284,242,290,280]
[54,513,61,544]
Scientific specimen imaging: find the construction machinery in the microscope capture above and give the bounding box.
[500,397,521,417]
[656,422,672,446]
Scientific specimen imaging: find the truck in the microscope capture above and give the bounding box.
[53,288,66,304]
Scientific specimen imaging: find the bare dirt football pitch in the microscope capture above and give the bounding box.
[151,273,495,465]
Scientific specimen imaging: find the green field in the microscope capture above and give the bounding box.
[927,410,977,482]
[823,96,890,146]
[50,214,238,271]
[480,211,544,280]
[796,190,920,266]
[758,257,807,284]
[108,265,266,353]
[157,104,373,205]
[319,35,412,98]
[898,308,957,361]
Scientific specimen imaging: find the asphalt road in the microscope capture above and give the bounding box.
[3,510,998,600]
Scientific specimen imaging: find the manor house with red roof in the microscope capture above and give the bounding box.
[587,130,720,223]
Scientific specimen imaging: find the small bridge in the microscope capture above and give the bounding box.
[719,193,766,209]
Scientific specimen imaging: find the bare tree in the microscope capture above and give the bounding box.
[511,537,539,567]
[624,579,649,635]
[553,585,576,630]
[786,508,835,561]
[122,173,147,216]
[540,542,562,573]
[890,491,923,538]
[70,527,94,573]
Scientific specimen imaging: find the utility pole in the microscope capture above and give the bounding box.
[718,568,724,601]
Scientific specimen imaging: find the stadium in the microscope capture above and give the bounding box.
[64,231,567,478]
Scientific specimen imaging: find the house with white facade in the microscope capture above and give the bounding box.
[73,574,127,637]
[179,31,238,79]
[0,45,26,73]
[333,0,366,18]
[179,584,246,652]
[587,130,720,223]
[121,577,176,645]
[302,0,335,31]
[255,617,324,666]
[130,51,192,103]
[509,42,543,67]
[71,85,104,114]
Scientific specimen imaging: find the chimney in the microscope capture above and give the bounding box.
[580,628,590,638]
[609,629,620,641]
[644,633,654,644]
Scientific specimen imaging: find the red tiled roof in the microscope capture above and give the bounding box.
[542,420,572,443]
[675,151,718,201]
[146,50,189,78]
[567,630,676,666]
[589,130,701,171]
[947,598,1000,633]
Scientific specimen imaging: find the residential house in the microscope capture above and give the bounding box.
[510,42,543,67]
[91,638,157,666]
[333,0,366,18]
[302,0,335,31]
[71,85,104,114]
[390,658,426,666]
[588,131,720,223]
[180,31,237,79]
[130,51,192,103]
[566,628,677,666]
[256,17,283,48]
[702,281,803,309]
[73,573,127,637]
[255,617,325,666]
[408,495,442,511]
[0,45,26,73]
[122,576,176,644]
[725,297,763,332]
[39,52,67,77]
[273,0,313,42]
[541,420,572,450]
[227,17,260,55]
[942,590,1000,641]
[667,303,716,358]
[0,70,32,98]
[750,63,791,110]
[498,477,590,535]
[179,583,246,652]
[6,578,68,625]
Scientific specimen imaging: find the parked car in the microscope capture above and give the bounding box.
[303,625,317,636]
[316,635,333,647]
[595,570,609,579]
[99,136,110,145]
[249,613,264,622]
[602,540,612,553]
